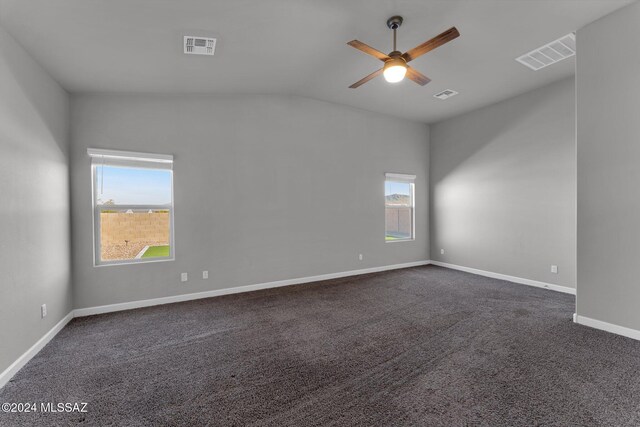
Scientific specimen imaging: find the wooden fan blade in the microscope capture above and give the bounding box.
[347,40,390,61]
[349,68,383,88]
[401,27,460,63]
[405,67,431,86]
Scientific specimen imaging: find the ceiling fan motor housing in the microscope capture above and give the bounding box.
[384,56,406,68]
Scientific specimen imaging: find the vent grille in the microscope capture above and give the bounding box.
[516,33,575,71]
[184,36,216,56]
[433,89,459,100]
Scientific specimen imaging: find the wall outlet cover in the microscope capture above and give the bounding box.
[181,273,188,282]
[41,304,47,318]
[203,271,209,279]
[551,265,558,274]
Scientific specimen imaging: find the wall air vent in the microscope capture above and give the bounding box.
[433,89,459,100]
[516,33,575,71]
[184,36,216,56]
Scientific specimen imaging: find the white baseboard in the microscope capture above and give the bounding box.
[429,260,576,295]
[74,260,432,317]
[574,314,640,341]
[0,311,74,390]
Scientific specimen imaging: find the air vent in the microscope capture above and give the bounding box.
[433,89,459,100]
[184,36,216,56]
[516,33,575,71]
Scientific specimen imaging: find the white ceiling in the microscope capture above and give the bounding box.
[0,0,634,123]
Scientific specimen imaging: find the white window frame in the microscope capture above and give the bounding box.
[88,148,175,266]
[385,173,416,243]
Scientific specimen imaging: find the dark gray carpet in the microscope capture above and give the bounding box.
[1,265,640,426]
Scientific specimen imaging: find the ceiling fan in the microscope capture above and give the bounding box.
[347,16,460,88]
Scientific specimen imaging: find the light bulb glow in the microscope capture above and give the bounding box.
[383,65,407,83]
[383,57,407,83]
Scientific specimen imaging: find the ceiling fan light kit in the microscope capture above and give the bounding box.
[383,57,407,83]
[347,16,460,88]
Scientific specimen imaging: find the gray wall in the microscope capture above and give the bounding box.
[70,94,430,308]
[430,77,576,289]
[576,1,640,328]
[0,25,71,374]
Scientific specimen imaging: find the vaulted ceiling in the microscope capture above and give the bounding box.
[0,0,633,123]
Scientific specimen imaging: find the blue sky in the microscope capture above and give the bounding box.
[385,181,412,196]
[96,166,172,205]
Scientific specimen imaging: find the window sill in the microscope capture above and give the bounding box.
[94,257,175,267]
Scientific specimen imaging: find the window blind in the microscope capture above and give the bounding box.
[87,148,173,170]
[385,172,416,183]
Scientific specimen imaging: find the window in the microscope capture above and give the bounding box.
[385,173,415,242]
[89,148,174,265]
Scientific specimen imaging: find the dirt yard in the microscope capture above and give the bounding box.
[101,241,167,261]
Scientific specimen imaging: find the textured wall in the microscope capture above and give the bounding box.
[0,24,71,376]
[70,94,430,308]
[576,1,640,330]
[430,77,576,289]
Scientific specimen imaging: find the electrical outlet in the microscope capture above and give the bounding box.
[202,270,209,279]
[41,304,47,318]
[551,265,558,274]
[181,273,188,282]
[440,249,445,255]
[358,254,363,261]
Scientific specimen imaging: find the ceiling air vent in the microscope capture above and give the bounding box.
[516,33,575,71]
[184,36,216,56]
[433,89,459,100]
